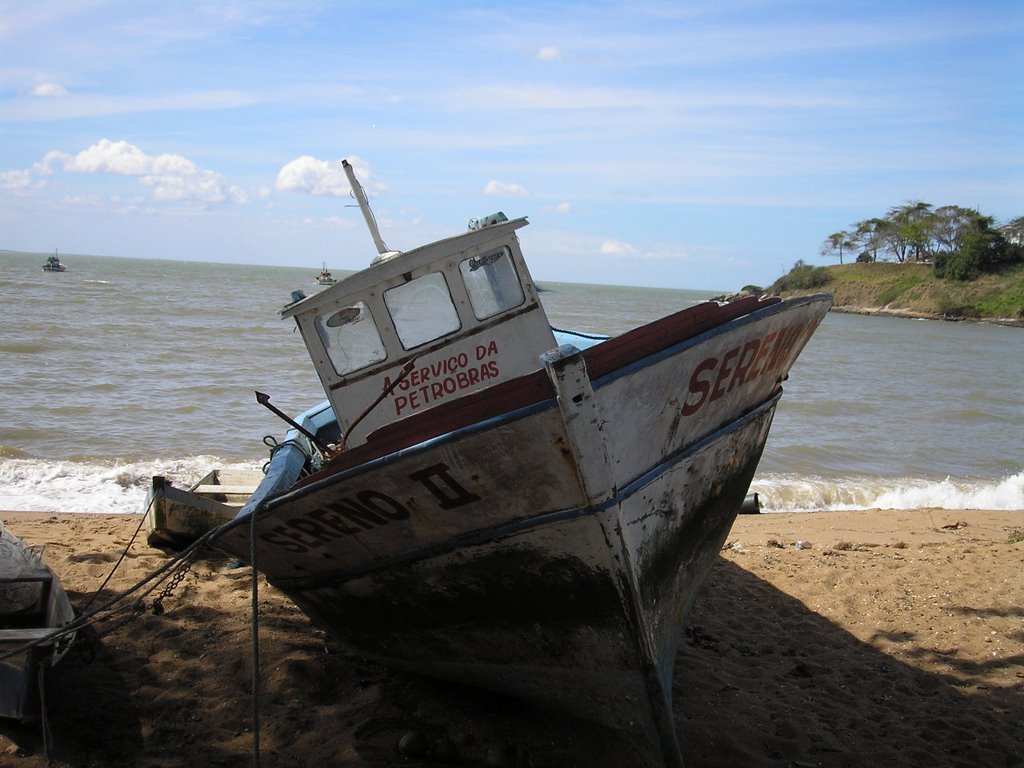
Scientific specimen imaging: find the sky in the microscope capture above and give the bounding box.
[1,1,1021,291]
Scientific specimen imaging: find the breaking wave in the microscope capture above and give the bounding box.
[2,457,1021,518]
[752,470,1024,513]
[0,456,263,515]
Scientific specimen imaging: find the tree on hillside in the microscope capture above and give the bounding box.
[883,201,933,262]
[824,203,1022,282]
[820,231,854,264]
[931,205,979,255]
[851,217,887,262]
[933,214,1007,280]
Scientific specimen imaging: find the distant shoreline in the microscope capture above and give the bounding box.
[770,262,1024,329]
[827,303,1024,328]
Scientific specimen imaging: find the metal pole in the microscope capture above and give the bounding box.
[342,159,388,256]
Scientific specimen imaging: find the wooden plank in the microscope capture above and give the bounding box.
[193,485,259,496]
[0,627,55,642]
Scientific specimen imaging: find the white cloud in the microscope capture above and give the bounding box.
[537,45,562,61]
[0,168,36,191]
[56,138,243,204]
[0,151,63,192]
[32,82,69,97]
[66,139,154,175]
[42,150,71,168]
[484,180,528,197]
[276,154,383,198]
[594,239,698,262]
[276,156,348,196]
[549,202,572,214]
[600,240,636,256]
[141,168,229,202]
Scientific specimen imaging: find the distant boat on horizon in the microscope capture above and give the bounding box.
[315,261,336,286]
[42,250,66,272]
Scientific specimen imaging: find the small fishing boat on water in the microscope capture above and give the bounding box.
[145,469,264,548]
[315,262,336,285]
[42,251,66,272]
[0,522,75,721]
[207,159,831,767]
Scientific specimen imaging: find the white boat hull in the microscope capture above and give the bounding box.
[214,294,831,766]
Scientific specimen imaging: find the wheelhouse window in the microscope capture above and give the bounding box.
[384,272,461,349]
[315,301,386,375]
[460,247,525,320]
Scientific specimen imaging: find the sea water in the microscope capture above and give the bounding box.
[1,250,1022,514]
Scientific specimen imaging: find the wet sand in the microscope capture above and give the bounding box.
[1,507,1021,767]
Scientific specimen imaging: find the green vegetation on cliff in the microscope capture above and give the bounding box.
[769,261,1024,323]
[769,201,1024,324]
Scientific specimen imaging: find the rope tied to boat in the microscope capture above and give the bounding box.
[549,325,609,341]
[262,435,313,476]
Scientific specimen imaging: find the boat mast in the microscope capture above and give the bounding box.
[342,159,398,261]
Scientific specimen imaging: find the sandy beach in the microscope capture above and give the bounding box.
[1,507,1021,768]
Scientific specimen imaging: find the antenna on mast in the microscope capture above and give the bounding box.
[342,159,401,264]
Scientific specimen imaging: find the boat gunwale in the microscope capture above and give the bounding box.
[588,293,828,389]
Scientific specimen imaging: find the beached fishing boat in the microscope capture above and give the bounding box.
[0,522,75,721]
[145,469,263,548]
[211,159,831,767]
[42,251,66,272]
[315,262,337,285]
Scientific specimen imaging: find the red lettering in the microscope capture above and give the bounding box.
[476,340,498,359]
[681,357,718,416]
[727,339,761,393]
[710,346,740,402]
[765,322,805,374]
[680,320,819,419]
[748,331,776,378]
